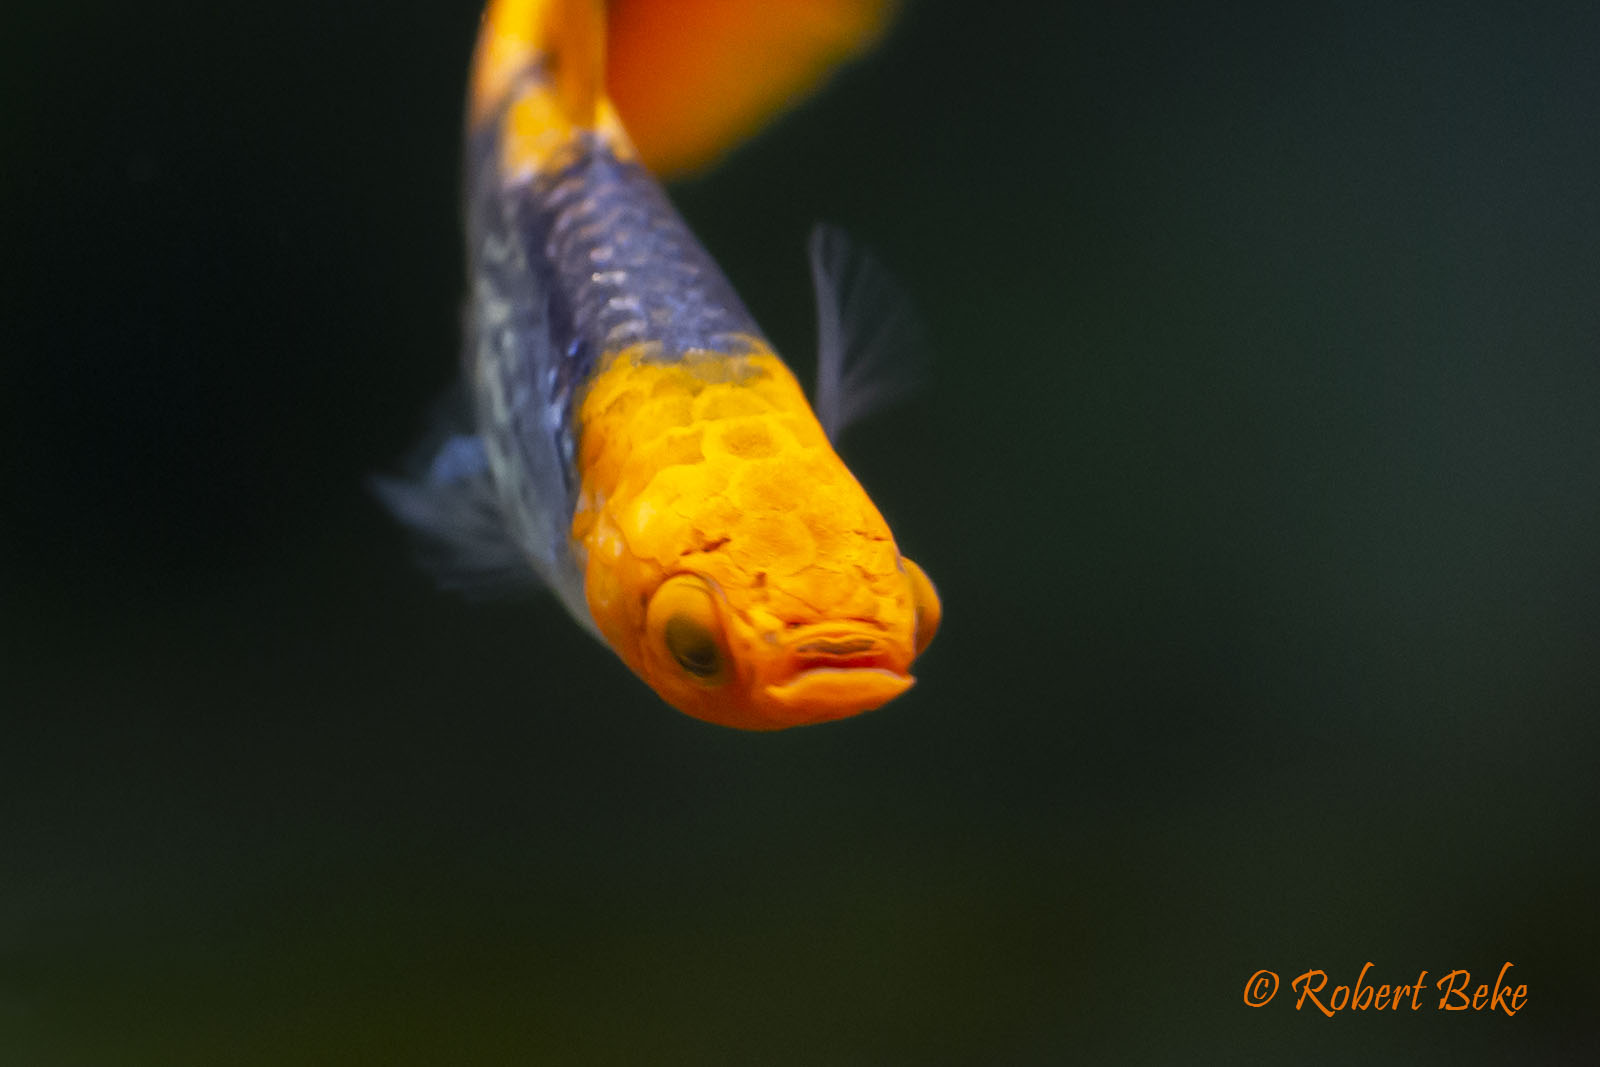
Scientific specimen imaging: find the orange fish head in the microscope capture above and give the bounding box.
[629,552,939,731]
[573,349,938,730]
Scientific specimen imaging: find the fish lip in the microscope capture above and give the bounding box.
[745,622,914,725]
[760,666,914,723]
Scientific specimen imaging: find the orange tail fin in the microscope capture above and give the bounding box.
[606,0,899,178]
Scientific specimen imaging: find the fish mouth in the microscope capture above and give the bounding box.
[791,634,893,671]
[757,625,913,723]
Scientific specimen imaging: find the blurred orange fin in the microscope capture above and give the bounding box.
[605,0,899,178]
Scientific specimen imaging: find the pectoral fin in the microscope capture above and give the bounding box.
[370,390,539,600]
[809,223,929,441]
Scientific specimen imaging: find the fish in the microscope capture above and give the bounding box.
[376,0,939,731]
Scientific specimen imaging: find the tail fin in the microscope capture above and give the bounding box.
[470,0,900,178]
[607,0,899,177]
[471,0,606,128]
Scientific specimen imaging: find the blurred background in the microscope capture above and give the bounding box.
[4,1,1598,1062]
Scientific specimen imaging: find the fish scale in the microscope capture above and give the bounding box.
[522,143,760,369]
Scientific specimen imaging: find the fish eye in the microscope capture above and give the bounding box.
[647,574,729,684]
[901,556,941,655]
[665,616,720,677]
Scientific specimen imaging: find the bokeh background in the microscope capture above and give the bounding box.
[5,1,1598,1063]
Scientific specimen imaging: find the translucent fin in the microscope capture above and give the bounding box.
[809,223,928,441]
[607,0,899,177]
[370,389,540,600]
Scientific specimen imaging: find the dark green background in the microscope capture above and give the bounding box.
[5,1,1597,1062]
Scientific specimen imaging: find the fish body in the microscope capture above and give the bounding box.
[380,0,938,730]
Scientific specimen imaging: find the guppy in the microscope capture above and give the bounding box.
[378,0,939,730]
